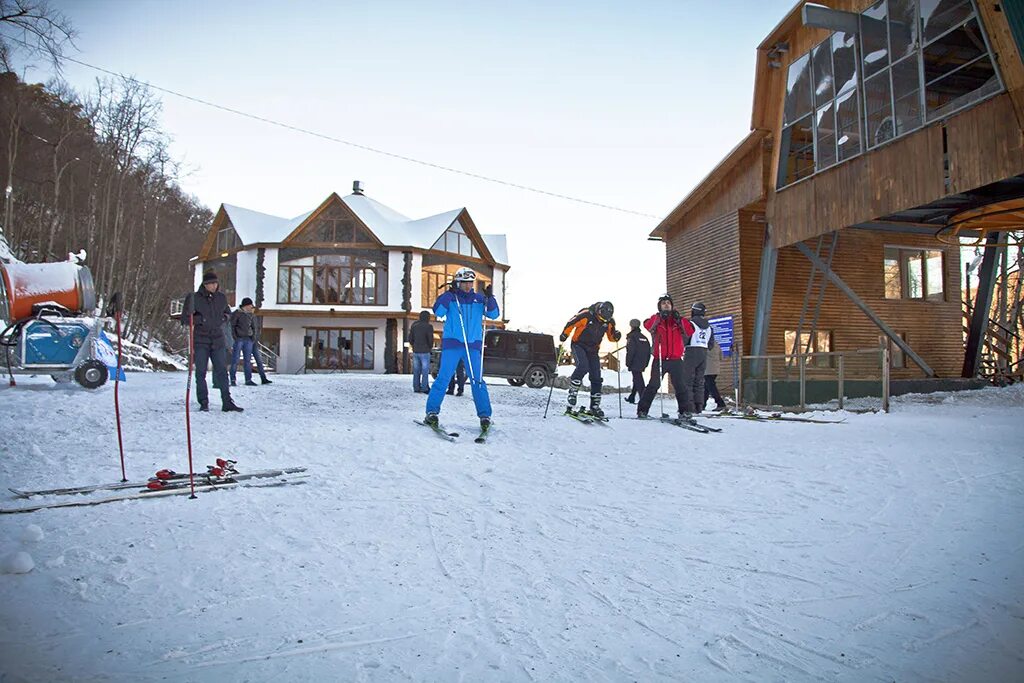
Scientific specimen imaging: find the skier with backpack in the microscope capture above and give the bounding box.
[559,301,620,419]
[423,268,500,432]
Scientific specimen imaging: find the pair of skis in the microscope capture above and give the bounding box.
[415,420,491,444]
[563,408,611,426]
[3,465,308,514]
[708,410,845,424]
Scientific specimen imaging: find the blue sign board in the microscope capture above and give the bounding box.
[708,315,734,357]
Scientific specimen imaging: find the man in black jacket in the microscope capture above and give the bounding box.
[408,310,434,394]
[181,271,243,412]
[229,297,259,387]
[624,319,651,404]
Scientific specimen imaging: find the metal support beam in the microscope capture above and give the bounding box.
[962,231,1002,377]
[751,225,778,361]
[795,241,936,377]
[848,222,983,238]
[802,3,860,33]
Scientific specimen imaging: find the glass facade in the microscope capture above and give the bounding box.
[778,0,1001,189]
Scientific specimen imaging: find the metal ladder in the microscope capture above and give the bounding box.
[787,231,839,372]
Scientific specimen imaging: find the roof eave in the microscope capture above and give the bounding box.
[650,130,768,238]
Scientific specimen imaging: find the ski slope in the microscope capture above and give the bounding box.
[0,374,1022,681]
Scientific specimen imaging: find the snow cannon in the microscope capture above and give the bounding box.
[0,260,113,389]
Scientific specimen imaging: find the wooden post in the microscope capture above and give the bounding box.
[837,354,845,410]
[799,355,806,410]
[881,338,891,413]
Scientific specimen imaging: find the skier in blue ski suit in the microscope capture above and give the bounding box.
[424,267,500,428]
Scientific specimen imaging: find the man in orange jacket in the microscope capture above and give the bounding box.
[560,301,620,418]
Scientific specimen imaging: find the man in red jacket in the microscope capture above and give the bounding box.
[636,294,688,419]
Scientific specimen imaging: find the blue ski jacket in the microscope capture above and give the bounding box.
[432,287,500,350]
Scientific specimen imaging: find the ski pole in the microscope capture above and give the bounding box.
[108,292,127,482]
[454,295,478,387]
[543,345,564,418]
[183,294,197,500]
[616,344,622,418]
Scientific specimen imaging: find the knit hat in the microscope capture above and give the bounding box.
[202,271,218,284]
[240,297,254,307]
[629,318,641,328]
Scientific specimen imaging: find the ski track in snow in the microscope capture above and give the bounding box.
[0,374,1022,681]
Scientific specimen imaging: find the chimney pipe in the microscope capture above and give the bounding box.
[352,180,364,195]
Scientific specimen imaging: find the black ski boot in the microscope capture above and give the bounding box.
[222,402,244,413]
[424,412,439,427]
[587,393,605,419]
[678,412,696,425]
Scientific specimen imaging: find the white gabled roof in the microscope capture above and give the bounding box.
[222,204,312,245]
[481,234,509,266]
[217,193,508,266]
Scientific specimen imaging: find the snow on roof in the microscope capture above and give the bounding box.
[481,234,508,266]
[222,204,294,245]
[219,194,508,264]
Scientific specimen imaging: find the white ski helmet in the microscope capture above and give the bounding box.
[453,267,477,283]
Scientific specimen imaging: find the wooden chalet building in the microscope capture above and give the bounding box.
[191,182,509,373]
[652,0,1024,394]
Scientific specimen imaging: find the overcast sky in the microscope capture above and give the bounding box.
[29,0,795,335]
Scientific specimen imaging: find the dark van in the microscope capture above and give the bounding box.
[431,329,557,388]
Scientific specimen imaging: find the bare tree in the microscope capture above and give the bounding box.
[0,0,75,72]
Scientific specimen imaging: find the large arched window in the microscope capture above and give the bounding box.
[292,204,376,244]
[421,263,491,308]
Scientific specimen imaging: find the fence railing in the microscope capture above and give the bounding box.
[738,346,890,412]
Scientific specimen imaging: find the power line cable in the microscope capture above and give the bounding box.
[4,35,660,219]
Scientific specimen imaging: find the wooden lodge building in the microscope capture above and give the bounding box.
[190,183,509,374]
[651,0,1024,397]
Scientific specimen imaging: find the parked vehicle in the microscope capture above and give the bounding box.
[431,329,557,388]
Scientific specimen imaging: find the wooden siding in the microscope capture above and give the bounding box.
[977,0,1024,126]
[946,94,1024,194]
[770,93,1023,247]
[739,227,965,378]
[660,140,766,238]
[665,211,744,395]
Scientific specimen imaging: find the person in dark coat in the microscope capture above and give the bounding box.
[408,310,435,394]
[181,271,243,412]
[229,297,258,386]
[704,339,726,411]
[624,318,651,404]
[250,311,272,384]
[446,358,466,396]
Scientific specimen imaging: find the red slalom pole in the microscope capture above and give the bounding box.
[184,296,197,500]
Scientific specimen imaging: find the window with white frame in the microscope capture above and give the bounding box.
[431,220,480,259]
[883,246,946,301]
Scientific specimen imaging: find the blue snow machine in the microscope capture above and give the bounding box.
[0,260,111,389]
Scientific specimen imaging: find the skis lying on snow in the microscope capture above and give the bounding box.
[1,472,308,514]
[8,462,302,499]
[708,411,845,424]
[414,419,458,442]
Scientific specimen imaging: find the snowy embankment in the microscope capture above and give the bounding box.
[0,374,1022,681]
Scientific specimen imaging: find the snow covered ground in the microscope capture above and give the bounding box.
[1,373,1022,682]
